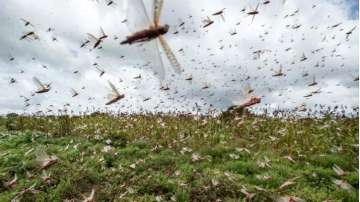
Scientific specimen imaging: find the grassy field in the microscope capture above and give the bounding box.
[0,113,358,201]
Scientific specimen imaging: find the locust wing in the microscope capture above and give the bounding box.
[35,147,49,164]
[159,35,183,73]
[146,40,166,81]
[124,0,153,33]
[251,14,256,24]
[347,26,357,34]
[220,14,225,22]
[71,88,78,95]
[87,33,99,43]
[154,0,164,26]
[206,16,211,23]
[242,84,254,99]
[255,3,259,12]
[108,81,120,97]
[95,66,103,72]
[33,77,45,90]
[251,3,259,24]
[100,27,106,36]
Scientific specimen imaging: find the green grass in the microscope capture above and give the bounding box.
[0,114,358,201]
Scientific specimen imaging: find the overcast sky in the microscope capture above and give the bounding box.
[0,0,358,114]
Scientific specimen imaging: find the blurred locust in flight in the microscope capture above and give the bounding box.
[71,88,79,97]
[20,18,33,27]
[33,77,51,94]
[247,3,260,24]
[212,8,226,21]
[272,66,285,77]
[20,31,39,40]
[87,27,108,49]
[308,76,318,86]
[106,81,124,105]
[121,0,183,83]
[202,16,214,28]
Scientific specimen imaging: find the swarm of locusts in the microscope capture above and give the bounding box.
[0,0,358,201]
[0,105,358,201]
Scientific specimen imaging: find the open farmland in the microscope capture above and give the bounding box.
[0,113,358,201]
